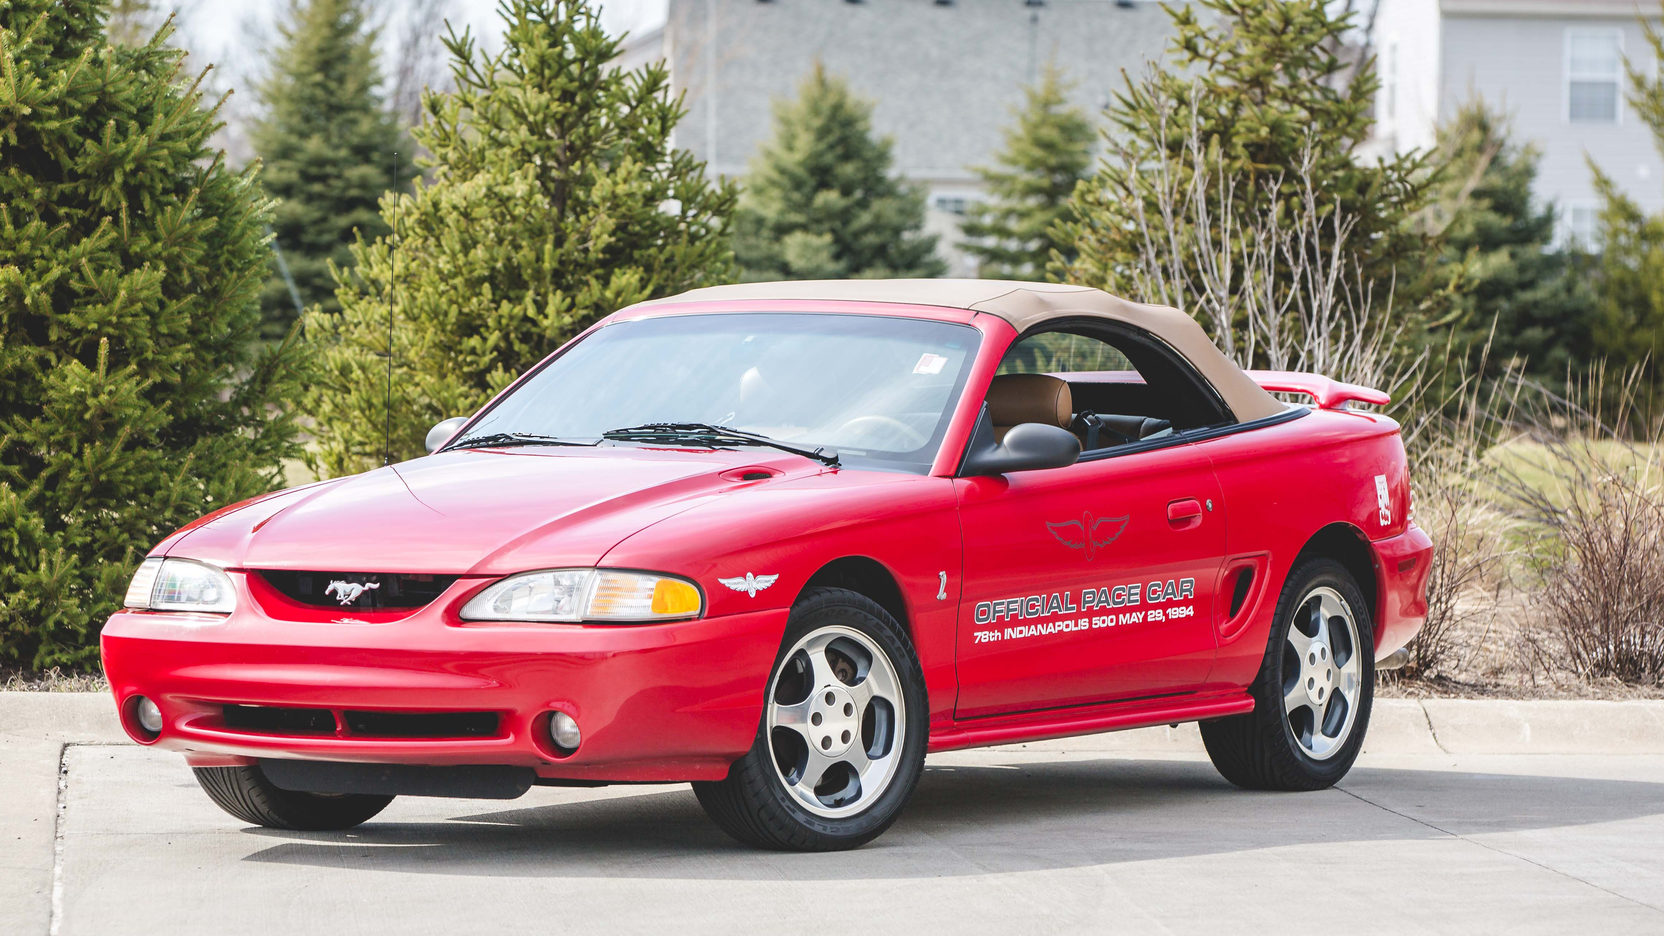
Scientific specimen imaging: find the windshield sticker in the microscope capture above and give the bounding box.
[971,577,1196,645]
[912,352,949,375]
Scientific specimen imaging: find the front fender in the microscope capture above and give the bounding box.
[597,470,963,728]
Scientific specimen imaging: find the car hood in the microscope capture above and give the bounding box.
[165,447,817,574]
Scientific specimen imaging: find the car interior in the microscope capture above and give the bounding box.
[988,323,1234,456]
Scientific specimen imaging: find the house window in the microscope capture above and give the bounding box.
[1567,29,1623,124]
[1562,201,1601,249]
[933,196,969,216]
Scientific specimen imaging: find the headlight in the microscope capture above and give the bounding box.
[460,569,703,623]
[123,558,236,614]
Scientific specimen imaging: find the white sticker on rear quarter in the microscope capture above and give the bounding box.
[1374,474,1392,526]
[913,352,948,375]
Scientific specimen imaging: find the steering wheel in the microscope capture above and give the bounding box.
[832,415,929,450]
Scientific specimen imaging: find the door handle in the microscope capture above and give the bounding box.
[1167,498,1204,528]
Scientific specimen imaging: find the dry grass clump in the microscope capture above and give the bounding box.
[1,666,108,692]
[1498,369,1664,687]
[1388,348,1664,693]
[1393,342,1519,680]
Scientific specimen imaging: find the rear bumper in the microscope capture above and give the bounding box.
[100,578,785,782]
[1371,522,1433,657]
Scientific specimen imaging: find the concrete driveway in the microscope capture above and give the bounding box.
[6,696,1664,935]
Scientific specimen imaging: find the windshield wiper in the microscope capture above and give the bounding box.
[601,422,840,467]
[446,431,581,451]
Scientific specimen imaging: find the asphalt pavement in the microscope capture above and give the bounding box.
[5,695,1663,935]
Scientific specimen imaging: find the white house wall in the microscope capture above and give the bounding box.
[1440,9,1664,224]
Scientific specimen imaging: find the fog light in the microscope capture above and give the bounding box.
[135,696,163,734]
[549,711,580,752]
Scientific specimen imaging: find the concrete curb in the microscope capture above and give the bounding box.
[4,691,1662,754]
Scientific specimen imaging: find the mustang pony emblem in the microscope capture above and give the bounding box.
[324,580,380,605]
[718,573,779,598]
[1046,512,1130,560]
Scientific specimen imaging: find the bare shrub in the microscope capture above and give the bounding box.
[1499,368,1664,686]
[1106,81,1417,394]
[1397,338,1520,678]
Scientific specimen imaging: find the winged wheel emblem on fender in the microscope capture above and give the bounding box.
[1046,512,1130,560]
[718,573,779,598]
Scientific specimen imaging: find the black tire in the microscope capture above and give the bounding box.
[1201,558,1375,791]
[693,587,928,851]
[193,764,393,831]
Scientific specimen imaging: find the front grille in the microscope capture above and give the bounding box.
[256,570,459,611]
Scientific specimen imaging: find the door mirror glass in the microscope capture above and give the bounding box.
[425,416,470,453]
[961,422,1081,476]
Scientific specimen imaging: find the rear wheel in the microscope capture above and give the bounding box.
[694,587,927,851]
[1201,558,1374,791]
[193,764,393,830]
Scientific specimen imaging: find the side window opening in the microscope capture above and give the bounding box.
[994,323,1231,454]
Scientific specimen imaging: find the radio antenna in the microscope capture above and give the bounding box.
[383,150,397,466]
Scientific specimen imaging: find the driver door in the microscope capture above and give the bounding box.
[951,327,1226,718]
[953,450,1224,717]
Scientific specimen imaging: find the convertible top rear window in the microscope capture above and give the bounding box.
[463,312,982,474]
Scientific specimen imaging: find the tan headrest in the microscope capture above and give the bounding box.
[987,374,1072,429]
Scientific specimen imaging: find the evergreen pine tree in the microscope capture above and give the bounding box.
[1057,0,1433,358]
[304,0,737,477]
[0,3,300,667]
[733,64,944,281]
[1589,8,1664,375]
[1432,101,1597,378]
[250,0,412,339]
[959,63,1095,281]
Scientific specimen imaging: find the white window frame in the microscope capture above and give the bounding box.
[1565,27,1625,126]
[1560,200,1602,250]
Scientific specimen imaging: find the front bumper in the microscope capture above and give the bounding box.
[1371,522,1434,657]
[100,573,786,782]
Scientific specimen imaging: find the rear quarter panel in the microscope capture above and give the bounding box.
[1198,408,1413,691]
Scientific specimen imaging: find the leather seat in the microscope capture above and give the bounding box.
[986,374,1072,442]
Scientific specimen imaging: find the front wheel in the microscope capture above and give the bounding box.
[193,764,393,830]
[694,587,928,851]
[1201,558,1374,791]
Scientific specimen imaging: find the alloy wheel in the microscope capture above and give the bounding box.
[766,625,906,818]
[1281,586,1363,760]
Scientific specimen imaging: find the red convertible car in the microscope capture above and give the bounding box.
[102,280,1431,850]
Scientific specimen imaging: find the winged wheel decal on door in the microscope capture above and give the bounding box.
[1046,512,1130,560]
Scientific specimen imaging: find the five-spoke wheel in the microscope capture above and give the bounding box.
[766,625,906,818]
[1281,586,1363,761]
[694,587,927,850]
[1201,558,1375,791]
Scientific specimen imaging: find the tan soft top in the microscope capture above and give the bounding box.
[629,279,1284,423]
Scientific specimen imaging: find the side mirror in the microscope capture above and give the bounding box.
[425,416,470,454]
[961,422,1081,476]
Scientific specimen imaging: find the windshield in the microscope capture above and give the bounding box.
[457,312,982,473]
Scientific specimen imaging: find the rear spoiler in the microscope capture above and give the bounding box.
[1246,371,1390,410]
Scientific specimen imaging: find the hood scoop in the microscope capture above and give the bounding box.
[719,466,783,483]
